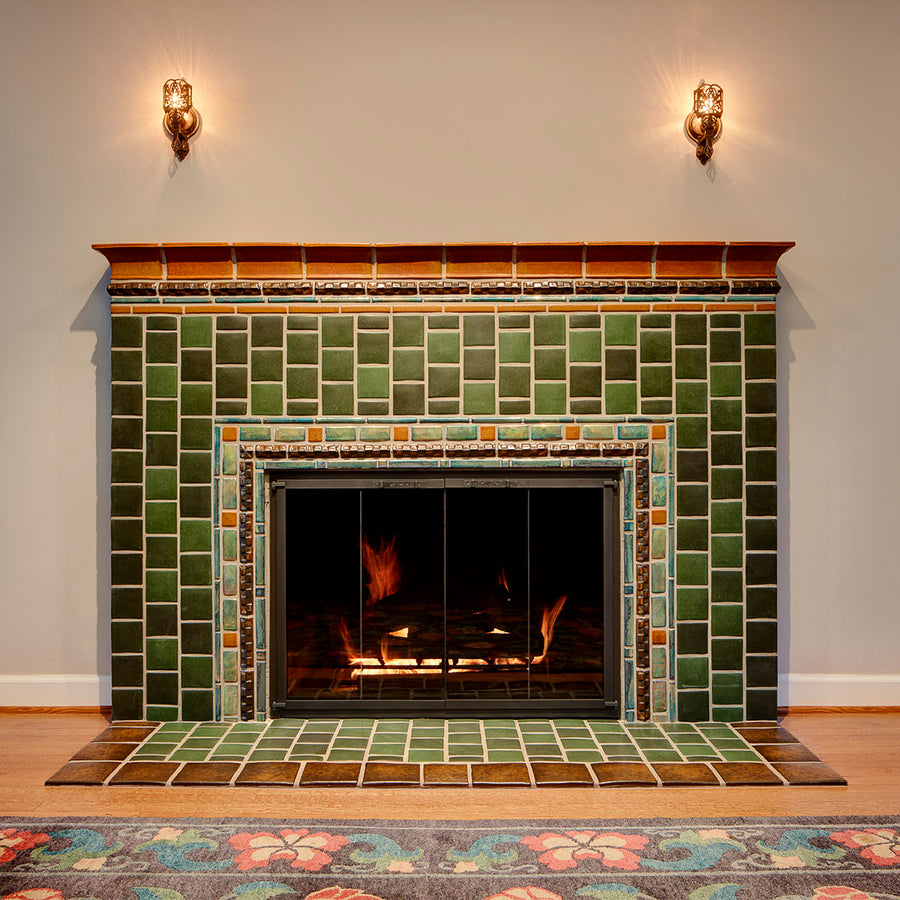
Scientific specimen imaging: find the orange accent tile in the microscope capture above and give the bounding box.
[599,303,651,312]
[375,244,443,278]
[110,306,133,314]
[651,629,667,645]
[221,511,238,528]
[548,304,596,312]
[659,303,704,311]
[565,425,580,440]
[340,304,391,313]
[304,244,373,279]
[756,302,777,311]
[394,304,445,312]
[585,242,654,278]
[704,302,754,311]
[651,425,667,439]
[655,242,725,279]
[497,304,546,312]
[222,632,238,648]
[393,426,409,442]
[162,243,233,280]
[651,509,667,525]
[184,304,231,314]
[441,303,493,313]
[222,427,238,442]
[93,243,163,280]
[234,243,303,279]
[445,243,514,278]
[725,241,795,278]
[480,425,496,441]
[307,427,323,442]
[515,242,584,278]
[236,304,283,314]
[132,304,179,315]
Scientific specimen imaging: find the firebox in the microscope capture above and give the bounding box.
[270,470,620,717]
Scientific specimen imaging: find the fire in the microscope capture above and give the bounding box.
[337,618,357,659]
[533,593,568,666]
[361,536,401,604]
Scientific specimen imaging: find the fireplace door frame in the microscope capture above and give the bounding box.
[270,468,621,718]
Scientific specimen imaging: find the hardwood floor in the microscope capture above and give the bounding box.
[1,710,897,820]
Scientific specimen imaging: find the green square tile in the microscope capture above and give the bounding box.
[462,315,495,347]
[322,349,354,381]
[711,399,742,432]
[711,535,743,567]
[111,384,143,417]
[711,501,742,534]
[394,316,425,347]
[322,316,354,347]
[286,333,318,365]
[111,317,143,348]
[711,468,742,499]
[677,588,708,621]
[677,519,708,551]
[251,349,283,382]
[180,520,211,553]
[393,349,425,381]
[747,654,778,687]
[747,485,777,517]
[604,383,637,415]
[677,622,708,654]
[570,331,603,362]
[711,434,743,466]
[712,570,743,604]
[463,348,496,380]
[180,451,211,484]
[146,434,176,467]
[746,383,776,415]
[147,332,177,364]
[533,315,564,346]
[745,348,776,380]
[147,367,177,399]
[641,366,672,398]
[286,367,318,399]
[570,365,602,397]
[216,332,248,364]
[499,366,530,398]
[111,350,143,382]
[676,553,709,585]
[250,316,283,347]
[182,656,213,689]
[747,417,777,448]
[710,365,742,397]
[675,347,707,380]
[499,332,530,363]
[180,419,212,451]
[393,384,425,415]
[711,638,743,670]
[322,383,354,415]
[428,367,459,398]
[181,554,212,587]
[675,314,706,345]
[145,502,177,535]
[428,332,460,364]
[677,484,708,517]
[710,331,741,362]
[111,654,143,687]
[711,604,743,637]
[676,383,708,414]
[181,316,212,348]
[463,382,496,415]
[676,417,708,449]
[216,367,248,399]
[640,331,671,363]
[111,417,143,452]
[146,536,177,569]
[146,637,178,671]
[605,314,636,346]
[357,332,389,364]
[534,383,566,414]
[181,384,213,416]
[357,367,389,398]
[745,313,776,346]
[605,349,637,381]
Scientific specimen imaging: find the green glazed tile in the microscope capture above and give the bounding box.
[394,316,425,347]
[322,316,354,347]
[570,365,602,397]
[286,368,318,399]
[216,367,248,399]
[499,366,530,398]
[393,384,424,415]
[429,315,458,329]
[676,417,708,449]
[463,348,495,380]
[710,365,742,397]
[605,348,637,381]
[181,316,212,348]
[147,366,177,399]
[571,331,603,362]
[181,419,212,450]
[459,315,493,348]
[499,332,530,363]
[170,749,212,761]
[711,501,742,534]
[286,333,318,365]
[147,332,177,363]
[640,366,672,398]
[322,383,354,415]
[534,383,566,414]
[603,383,635,414]
[181,384,212,415]
[710,331,741,362]
[711,399,742,432]
[428,367,459,398]
[463,383,495,415]
[676,553,709,586]
[146,316,177,331]
[605,314,636,346]
[111,350,143,382]
[286,315,317,331]
[711,434,743,466]
[216,332,248,365]
[111,317,142,348]
[357,367,389,398]
[322,349,354,381]
[533,315,564,346]
[643,750,683,762]
[711,535,743,567]
[747,417,777,448]
[744,313,776,346]
[111,384,143,417]
[428,332,460,364]
[640,331,672,363]
[675,347,707,380]
[250,316,283,347]
[146,434,176,467]
[745,348,776,380]
[407,749,444,762]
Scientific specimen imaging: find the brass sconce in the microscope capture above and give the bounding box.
[685,81,723,165]
[163,78,199,161]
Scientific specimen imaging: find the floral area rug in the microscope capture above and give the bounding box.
[0,817,898,900]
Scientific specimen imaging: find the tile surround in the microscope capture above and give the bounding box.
[97,241,792,725]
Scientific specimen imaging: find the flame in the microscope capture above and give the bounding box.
[361,536,401,604]
[389,627,409,639]
[337,618,357,660]
[533,594,568,666]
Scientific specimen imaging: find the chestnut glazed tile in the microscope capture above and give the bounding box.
[71,741,138,761]
[423,764,469,787]
[734,726,800,744]
[45,760,121,786]
[92,726,158,742]
[299,762,361,786]
[771,762,847,786]
[651,763,719,786]
[108,762,180,785]
[590,762,657,787]
[235,762,301,787]
[756,743,820,763]
[362,763,421,787]
[532,763,593,787]
[471,763,532,787]
[173,762,241,786]
[711,763,784,785]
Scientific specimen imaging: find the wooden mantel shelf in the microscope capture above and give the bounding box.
[93,242,794,282]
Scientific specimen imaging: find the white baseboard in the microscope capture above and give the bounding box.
[779,673,900,707]
[0,675,111,707]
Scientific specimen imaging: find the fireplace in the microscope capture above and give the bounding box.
[270,470,620,717]
[95,240,792,724]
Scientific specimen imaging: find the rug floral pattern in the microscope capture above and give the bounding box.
[0,818,898,899]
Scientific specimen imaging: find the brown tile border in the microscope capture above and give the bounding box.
[91,725,157,742]
[70,741,138,761]
[531,762,594,787]
[108,762,180,786]
[755,743,821,763]
[235,762,301,787]
[471,763,531,787]
[362,763,421,787]
[299,762,361,786]
[423,764,469,787]
[711,763,785,786]
[651,763,720,786]
[770,762,848,786]
[172,762,241,786]
[735,726,801,744]
[590,762,657,786]
[45,760,122,786]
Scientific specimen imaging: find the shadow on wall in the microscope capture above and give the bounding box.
[72,270,113,700]
[774,271,814,706]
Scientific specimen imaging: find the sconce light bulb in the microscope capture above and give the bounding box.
[685,82,723,165]
[162,78,199,161]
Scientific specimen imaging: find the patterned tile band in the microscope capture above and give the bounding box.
[101,241,788,724]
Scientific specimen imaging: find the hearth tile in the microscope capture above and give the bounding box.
[755,743,820,763]
[711,762,783,785]
[487,750,525,762]
[771,762,847,786]
[423,764,469,786]
[333,737,370,749]
[565,750,603,762]
[109,762,181,785]
[449,755,484,763]
[92,725,158,743]
[170,748,212,761]
[734,725,801,744]
[300,762,361,786]
[362,763,421,787]
[590,762,657,786]
[532,763,594,786]
[327,749,367,762]
[651,763,719,786]
[408,750,445,762]
[247,749,289,762]
[172,762,240,786]
[471,763,532,787]
[236,761,301,786]
[46,760,122,786]
[135,742,178,756]
[720,749,766,762]
[643,750,684,762]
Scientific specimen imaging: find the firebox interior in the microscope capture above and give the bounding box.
[270,470,620,717]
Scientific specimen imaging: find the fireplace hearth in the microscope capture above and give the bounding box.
[270,470,620,717]
[96,240,793,724]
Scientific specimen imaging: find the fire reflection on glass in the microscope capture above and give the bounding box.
[283,483,605,703]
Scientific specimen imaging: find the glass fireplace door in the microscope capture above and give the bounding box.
[271,471,619,717]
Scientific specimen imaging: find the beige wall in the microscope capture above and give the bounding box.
[1,0,898,705]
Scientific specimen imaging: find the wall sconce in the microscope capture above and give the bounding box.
[163,78,199,161]
[684,81,723,165]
